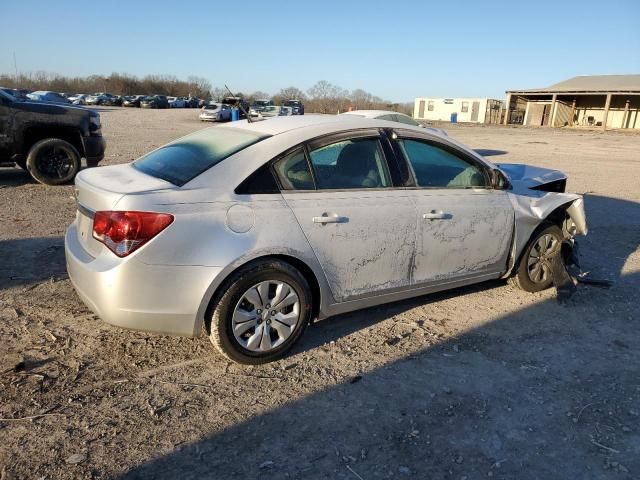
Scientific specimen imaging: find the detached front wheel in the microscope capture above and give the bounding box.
[26,138,80,185]
[207,260,312,364]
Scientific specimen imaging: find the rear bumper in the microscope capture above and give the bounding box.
[65,224,222,337]
[83,135,106,166]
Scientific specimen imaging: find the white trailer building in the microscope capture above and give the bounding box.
[413,97,504,124]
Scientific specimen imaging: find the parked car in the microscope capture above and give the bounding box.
[103,95,123,106]
[155,95,169,109]
[222,96,249,117]
[261,105,290,118]
[1,88,28,100]
[168,97,187,108]
[122,95,144,107]
[199,103,231,122]
[64,115,587,364]
[342,110,448,136]
[0,88,105,184]
[86,93,115,106]
[250,99,274,112]
[26,91,71,104]
[140,95,169,109]
[68,94,89,105]
[284,99,304,115]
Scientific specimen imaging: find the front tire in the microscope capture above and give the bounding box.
[512,223,564,292]
[207,260,312,364]
[26,138,80,185]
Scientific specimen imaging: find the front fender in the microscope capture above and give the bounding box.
[504,191,588,276]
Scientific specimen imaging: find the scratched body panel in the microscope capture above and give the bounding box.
[413,189,514,283]
[282,190,416,302]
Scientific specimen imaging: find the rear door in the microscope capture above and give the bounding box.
[277,131,417,303]
[393,134,514,284]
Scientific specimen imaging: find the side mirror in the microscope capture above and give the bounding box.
[491,169,511,190]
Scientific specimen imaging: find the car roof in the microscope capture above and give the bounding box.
[342,110,411,118]
[208,114,447,140]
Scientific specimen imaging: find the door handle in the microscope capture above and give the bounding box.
[422,210,451,220]
[312,213,348,224]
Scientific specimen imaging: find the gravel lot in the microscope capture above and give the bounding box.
[1,108,639,479]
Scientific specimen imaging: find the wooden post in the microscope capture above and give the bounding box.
[622,99,630,129]
[602,93,612,130]
[570,98,576,126]
[548,94,557,127]
[503,93,512,125]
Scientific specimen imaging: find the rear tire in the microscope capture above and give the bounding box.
[26,138,80,185]
[207,260,312,364]
[511,223,564,292]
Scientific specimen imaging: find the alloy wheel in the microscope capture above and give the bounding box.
[527,233,559,284]
[232,280,300,352]
[36,145,75,180]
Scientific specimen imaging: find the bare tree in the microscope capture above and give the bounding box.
[273,86,306,104]
[209,87,226,102]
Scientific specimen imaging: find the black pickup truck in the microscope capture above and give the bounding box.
[0,88,105,185]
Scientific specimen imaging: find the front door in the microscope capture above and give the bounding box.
[394,137,514,284]
[276,134,417,302]
[471,101,480,122]
[0,95,12,158]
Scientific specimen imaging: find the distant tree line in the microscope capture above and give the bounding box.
[0,72,413,115]
[0,72,213,99]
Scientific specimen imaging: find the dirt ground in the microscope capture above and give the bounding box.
[1,108,639,480]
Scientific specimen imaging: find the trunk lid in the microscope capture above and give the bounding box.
[74,164,176,257]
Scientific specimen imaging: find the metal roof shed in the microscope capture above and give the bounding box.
[505,75,640,129]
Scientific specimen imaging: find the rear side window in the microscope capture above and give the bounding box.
[274,148,314,190]
[308,138,391,190]
[395,115,420,126]
[398,139,488,188]
[134,128,269,186]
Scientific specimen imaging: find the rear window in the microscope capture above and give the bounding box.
[133,128,269,186]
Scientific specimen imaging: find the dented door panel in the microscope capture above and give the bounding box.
[413,189,514,284]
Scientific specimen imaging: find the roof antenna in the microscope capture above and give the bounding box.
[224,84,253,123]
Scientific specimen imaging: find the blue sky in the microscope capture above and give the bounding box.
[1,0,638,102]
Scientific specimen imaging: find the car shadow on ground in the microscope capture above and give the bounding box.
[0,236,66,290]
[0,167,35,187]
[117,194,639,479]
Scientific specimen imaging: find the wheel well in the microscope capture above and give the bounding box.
[22,127,84,158]
[206,254,322,326]
[271,254,321,321]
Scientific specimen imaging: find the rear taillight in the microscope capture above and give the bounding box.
[92,211,174,257]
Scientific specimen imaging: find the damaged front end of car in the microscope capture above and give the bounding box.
[497,163,588,281]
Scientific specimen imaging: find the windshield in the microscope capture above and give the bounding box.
[263,106,277,112]
[284,100,300,106]
[0,89,15,101]
[133,127,270,186]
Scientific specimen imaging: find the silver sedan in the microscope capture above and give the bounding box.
[65,116,587,364]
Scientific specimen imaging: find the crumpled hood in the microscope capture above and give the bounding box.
[497,163,567,190]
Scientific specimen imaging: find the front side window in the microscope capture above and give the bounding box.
[308,138,391,189]
[274,148,314,190]
[398,139,487,188]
